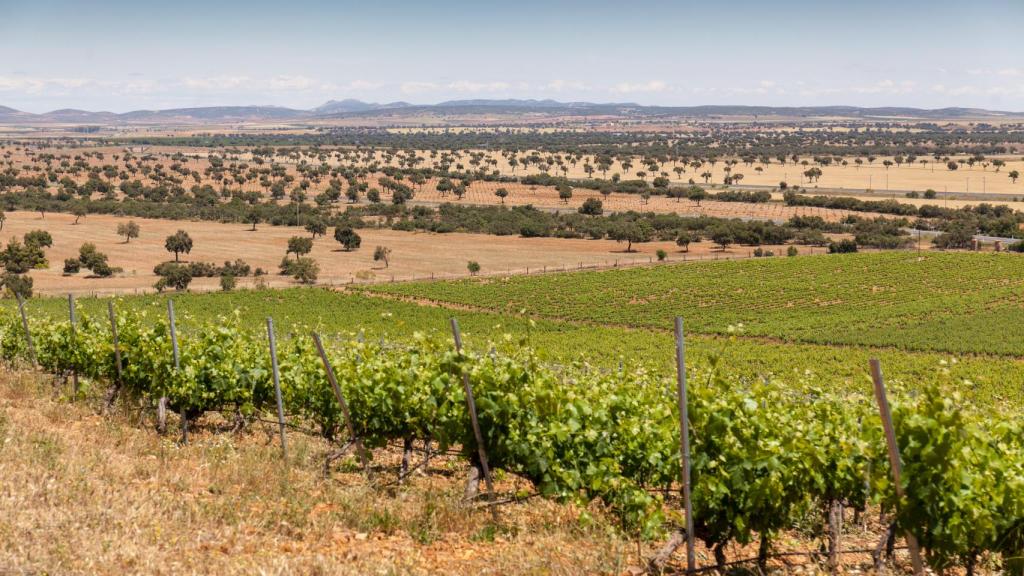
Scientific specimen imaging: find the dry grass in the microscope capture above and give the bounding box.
[2,210,825,296]
[0,372,636,575]
[0,371,944,575]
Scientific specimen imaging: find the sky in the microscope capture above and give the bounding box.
[1,0,1023,113]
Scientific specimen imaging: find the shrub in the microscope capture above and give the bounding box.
[787,246,799,257]
[373,246,392,268]
[187,261,218,277]
[78,243,113,277]
[219,259,251,277]
[579,198,604,216]
[154,263,192,291]
[291,257,319,284]
[220,274,237,292]
[467,261,481,275]
[656,249,667,261]
[828,239,858,254]
[63,258,81,275]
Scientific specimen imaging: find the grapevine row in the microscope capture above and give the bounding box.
[1,305,1021,572]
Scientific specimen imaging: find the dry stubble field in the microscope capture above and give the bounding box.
[2,211,809,295]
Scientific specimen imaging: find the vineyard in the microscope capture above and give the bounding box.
[3,252,1023,573]
[1,286,1024,573]
[362,252,1024,357]
[7,287,1024,407]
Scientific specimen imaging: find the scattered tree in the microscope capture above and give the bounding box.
[557,183,573,203]
[373,245,392,268]
[335,227,361,251]
[610,221,653,252]
[117,221,140,243]
[708,225,735,251]
[579,197,604,216]
[676,231,698,252]
[2,272,32,298]
[305,218,328,239]
[164,230,193,262]
[688,187,709,207]
[287,236,313,260]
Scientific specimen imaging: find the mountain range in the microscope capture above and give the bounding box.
[1,100,1020,124]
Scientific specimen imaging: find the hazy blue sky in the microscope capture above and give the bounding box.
[2,0,1022,112]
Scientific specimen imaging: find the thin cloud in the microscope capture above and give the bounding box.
[610,80,667,94]
[542,80,588,92]
[446,81,513,93]
[269,75,317,90]
[400,81,439,95]
[0,76,98,93]
[181,76,251,90]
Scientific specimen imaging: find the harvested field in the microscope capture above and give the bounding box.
[0,211,820,296]
[368,175,870,222]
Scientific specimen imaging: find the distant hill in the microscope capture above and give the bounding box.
[312,99,412,114]
[0,100,1020,125]
[38,109,120,123]
[435,98,636,109]
[117,106,308,122]
[0,105,36,121]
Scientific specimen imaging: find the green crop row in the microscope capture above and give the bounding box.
[360,252,1024,356]
[1,305,1022,572]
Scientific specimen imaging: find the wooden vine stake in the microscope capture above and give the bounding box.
[312,332,368,474]
[16,293,35,366]
[675,317,696,572]
[870,359,924,576]
[266,317,288,460]
[68,294,79,398]
[652,317,696,573]
[449,317,498,523]
[103,300,124,413]
[168,299,187,444]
